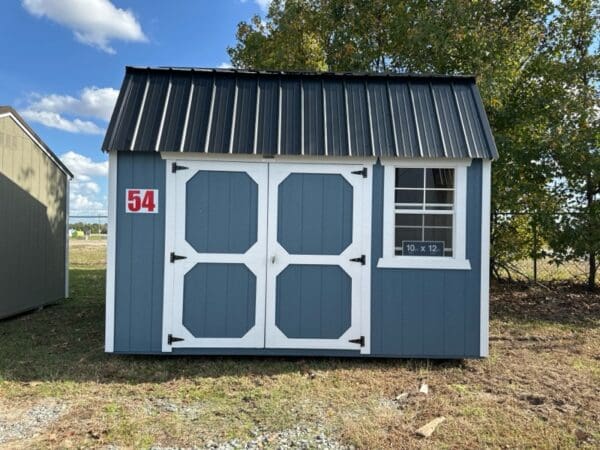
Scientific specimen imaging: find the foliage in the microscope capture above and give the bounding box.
[228,0,599,286]
[70,221,107,235]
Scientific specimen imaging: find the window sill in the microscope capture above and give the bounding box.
[376,257,472,270]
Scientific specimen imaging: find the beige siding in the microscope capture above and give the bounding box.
[0,115,67,318]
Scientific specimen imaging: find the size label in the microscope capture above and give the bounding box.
[126,189,158,214]
[402,240,444,256]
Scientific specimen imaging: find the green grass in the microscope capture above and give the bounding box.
[0,242,598,449]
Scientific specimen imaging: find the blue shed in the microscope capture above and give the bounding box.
[102,66,497,358]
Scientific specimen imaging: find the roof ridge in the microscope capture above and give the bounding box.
[124,66,476,80]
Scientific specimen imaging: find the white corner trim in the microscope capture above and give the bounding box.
[161,158,177,352]
[377,256,471,270]
[360,164,373,354]
[105,152,118,352]
[64,178,70,298]
[480,160,492,357]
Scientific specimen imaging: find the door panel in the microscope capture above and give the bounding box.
[164,160,268,350]
[265,163,365,350]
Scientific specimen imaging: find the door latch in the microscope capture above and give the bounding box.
[351,167,367,178]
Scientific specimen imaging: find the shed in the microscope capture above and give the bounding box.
[0,106,72,319]
[103,67,497,358]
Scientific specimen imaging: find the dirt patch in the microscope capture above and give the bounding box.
[0,399,67,446]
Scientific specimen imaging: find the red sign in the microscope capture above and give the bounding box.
[126,189,158,214]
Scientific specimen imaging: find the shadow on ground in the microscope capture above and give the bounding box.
[0,269,468,384]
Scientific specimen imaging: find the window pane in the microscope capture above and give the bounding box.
[395,168,423,188]
[395,189,423,205]
[425,190,454,205]
[426,168,454,188]
[424,214,452,227]
[424,228,453,256]
[395,227,422,246]
[395,214,422,227]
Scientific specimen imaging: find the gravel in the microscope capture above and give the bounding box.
[147,425,353,450]
[0,400,67,444]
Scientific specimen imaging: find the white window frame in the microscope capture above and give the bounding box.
[377,159,471,270]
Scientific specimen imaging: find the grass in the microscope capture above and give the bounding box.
[0,242,599,449]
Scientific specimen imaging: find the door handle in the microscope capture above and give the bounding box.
[271,255,277,264]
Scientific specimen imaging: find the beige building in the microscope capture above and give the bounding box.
[0,106,72,319]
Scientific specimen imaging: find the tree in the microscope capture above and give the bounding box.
[227,0,599,286]
[541,0,600,288]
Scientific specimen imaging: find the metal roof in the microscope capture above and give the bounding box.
[102,66,498,159]
[0,106,73,178]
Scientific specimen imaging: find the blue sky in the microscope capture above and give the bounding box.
[0,0,269,218]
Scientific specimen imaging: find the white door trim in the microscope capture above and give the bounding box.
[264,163,369,351]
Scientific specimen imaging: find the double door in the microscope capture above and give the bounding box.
[162,159,369,352]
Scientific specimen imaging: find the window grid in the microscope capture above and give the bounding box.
[394,167,455,257]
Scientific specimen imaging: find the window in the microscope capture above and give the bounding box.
[378,162,471,270]
[395,168,454,257]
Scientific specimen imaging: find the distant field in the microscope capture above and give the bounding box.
[0,241,598,449]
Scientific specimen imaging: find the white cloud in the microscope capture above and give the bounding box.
[70,193,104,212]
[60,151,108,177]
[241,0,272,11]
[218,62,233,69]
[20,109,104,134]
[22,0,147,54]
[20,86,118,134]
[60,151,108,214]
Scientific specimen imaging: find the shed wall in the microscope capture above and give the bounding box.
[111,152,484,357]
[0,116,67,318]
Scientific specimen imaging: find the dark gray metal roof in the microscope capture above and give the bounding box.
[102,67,498,159]
[0,106,74,177]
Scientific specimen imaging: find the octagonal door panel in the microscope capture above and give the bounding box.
[163,160,268,350]
[265,164,367,350]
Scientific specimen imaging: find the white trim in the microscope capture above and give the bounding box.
[360,164,372,354]
[180,80,195,152]
[161,158,177,352]
[377,160,471,270]
[104,152,118,352]
[155,77,172,152]
[0,112,71,177]
[480,160,491,357]
[204,76,216,153]
[160,151,376,165]
[265,163,368,351]
[64,179,70,298]
[130,75,150,151]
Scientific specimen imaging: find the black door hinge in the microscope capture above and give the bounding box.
[167,334,184,345]
[172,162,188,173]
[170,252,187,263]
[349,336,365,347]
[350,255,366,265]
[351,167,367,178]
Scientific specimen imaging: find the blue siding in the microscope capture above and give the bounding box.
[183,263,256,338]
[111,155,484,357]
[275,264,351,339]
[277,173,353,255]
[185,170,258,254]
[370,160,482,357]
[114,152,165,352]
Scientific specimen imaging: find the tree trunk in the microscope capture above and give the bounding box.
[588,252,597,290]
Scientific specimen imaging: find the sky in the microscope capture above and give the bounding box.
[0,0,270,219]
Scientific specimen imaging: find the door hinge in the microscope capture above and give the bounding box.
[172,162,188,173]
[351,167,367,178]
[170,252,187,263]
[349,336,365,347]
[350,255,366,265]
[167,334,184,345]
